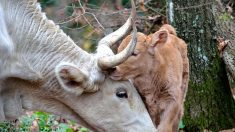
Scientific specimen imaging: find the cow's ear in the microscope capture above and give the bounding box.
[148,30,168,55]
[150,29,168,47]
[55,63,87,96]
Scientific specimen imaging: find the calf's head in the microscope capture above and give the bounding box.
[111,32,152,80]
[111,25,176,81]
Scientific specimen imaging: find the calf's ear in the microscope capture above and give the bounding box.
[148,29,168,55]
[55,62,87,96]
[150,29,168,46]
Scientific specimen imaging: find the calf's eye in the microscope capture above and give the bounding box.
[132,52,138,56]
[132,50,139,56]
[116,89,128,98]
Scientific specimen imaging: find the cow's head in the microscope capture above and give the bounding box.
[0,0,156,131]
[54,77,155,131]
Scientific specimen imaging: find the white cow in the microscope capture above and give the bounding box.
[0,0,156,131]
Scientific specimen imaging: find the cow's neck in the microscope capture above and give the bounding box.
[0,78,95,131]
[2,0,90,79]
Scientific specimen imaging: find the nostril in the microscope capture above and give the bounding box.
[107,67,117,74]
[110,66,121,73]
[112,67,117,71]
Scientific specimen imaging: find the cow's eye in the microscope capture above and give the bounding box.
[116,89,128,98]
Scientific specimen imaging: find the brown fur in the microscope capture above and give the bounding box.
[159,24,177,36]
[111,24,189,132]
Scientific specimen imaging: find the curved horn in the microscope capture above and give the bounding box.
[98,0,136,47]
[98,25,137,69]
[98,0,137,70]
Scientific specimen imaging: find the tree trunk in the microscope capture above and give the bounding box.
[214,0,235,100]
[172,0,235,131]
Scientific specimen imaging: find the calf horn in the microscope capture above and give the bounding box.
[98,0,137,69]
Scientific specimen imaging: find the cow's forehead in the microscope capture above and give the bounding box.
[104,78,133,88]
[97,78,134,95]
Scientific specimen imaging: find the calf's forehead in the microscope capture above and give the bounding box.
[118,32,147,52]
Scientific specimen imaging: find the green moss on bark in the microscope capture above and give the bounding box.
[172,0,235,131]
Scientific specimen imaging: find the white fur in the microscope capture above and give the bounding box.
[0,0,156,131]
[0,3,14,58]
[55,62,86,95]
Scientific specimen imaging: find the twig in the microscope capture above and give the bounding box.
[85,12,105,30]
[78,0,104,31]
[56,12,83,25]
[145,4,166,17]
[56,0,105,31]
[60,24,88,30]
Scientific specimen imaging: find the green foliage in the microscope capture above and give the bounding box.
[0,121,17,132]
[19,111,55,131]
[178,120,185,130]
[79,127,90,132]
[56,123,74,132]
[0,112,89,132]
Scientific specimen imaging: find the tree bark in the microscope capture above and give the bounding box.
[172,0,235,131]
[214,0,235,100]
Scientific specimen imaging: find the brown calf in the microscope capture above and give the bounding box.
[111,24,189,132]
